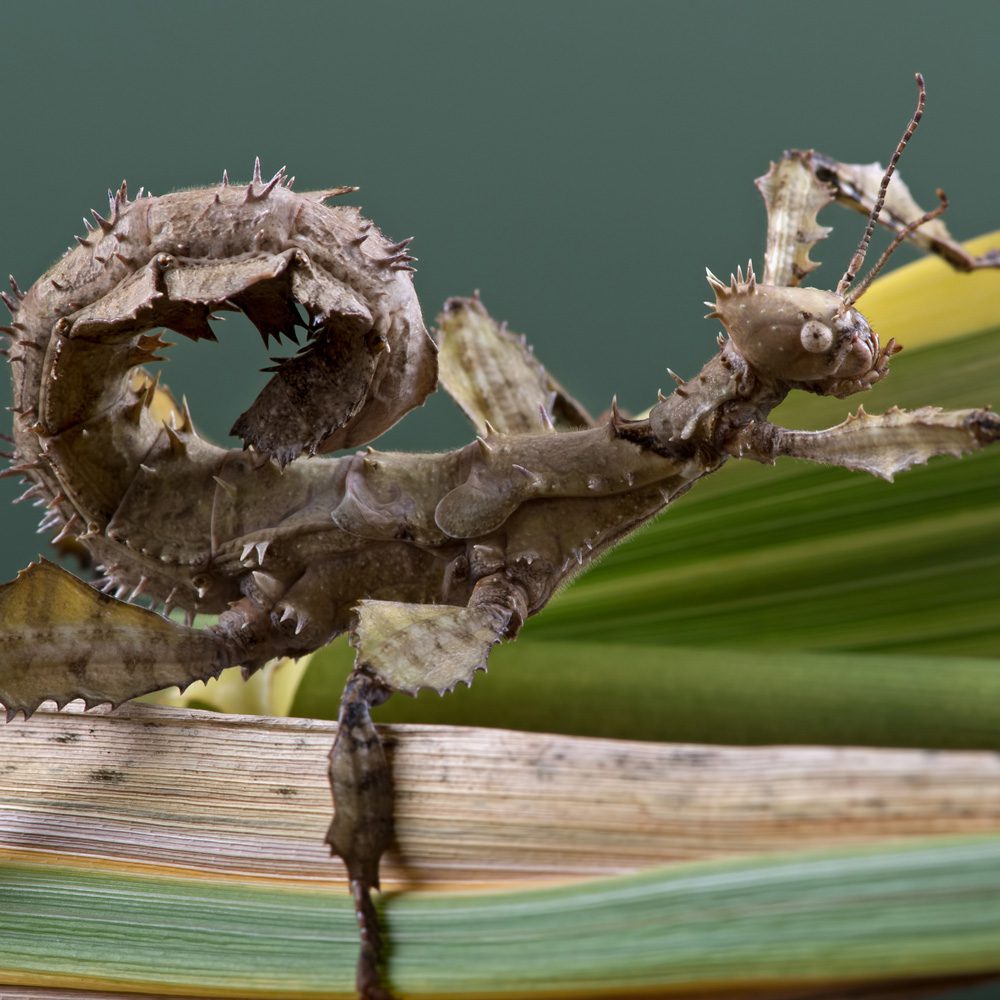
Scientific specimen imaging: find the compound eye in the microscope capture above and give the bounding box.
[800,319,833,353]
[833,309,858,333]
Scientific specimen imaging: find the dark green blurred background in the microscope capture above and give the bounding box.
[2,8,998,995]
[1,0,998,579]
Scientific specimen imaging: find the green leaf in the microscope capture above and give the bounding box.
[3,837,1000,997]
[293,636,1000,749]
[531,326,1000,655]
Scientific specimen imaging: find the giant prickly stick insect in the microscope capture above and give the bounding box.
[1,74,998,999]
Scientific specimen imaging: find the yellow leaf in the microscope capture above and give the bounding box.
[861,230,1000,349]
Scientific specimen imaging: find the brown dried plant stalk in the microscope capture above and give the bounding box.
[1,74,998,999]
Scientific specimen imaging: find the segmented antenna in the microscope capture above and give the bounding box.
[844,188,949,306]
[836,72,927,299]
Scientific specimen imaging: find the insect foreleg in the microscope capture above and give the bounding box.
[801,151,1000,274]
[726,406,1000,480]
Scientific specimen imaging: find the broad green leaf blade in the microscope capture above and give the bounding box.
[3,837,1000,997]
[525,327,1000,656]
[295,637,1000,749]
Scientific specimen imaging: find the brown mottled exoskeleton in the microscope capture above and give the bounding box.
[1,75,998,999]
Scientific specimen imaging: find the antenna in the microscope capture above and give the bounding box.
[844,188,948,306]
[836,73,927,299]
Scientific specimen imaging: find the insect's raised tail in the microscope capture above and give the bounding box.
[0,559,235,721]
[3,164,437,622]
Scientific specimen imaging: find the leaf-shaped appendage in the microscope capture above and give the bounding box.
[437,296,592,435]
[755,153,835,287]
[350,599,512,697]
[734,405,1000,481]
[0,560,231,720]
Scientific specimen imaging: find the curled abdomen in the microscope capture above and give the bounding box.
[5,164,437,616]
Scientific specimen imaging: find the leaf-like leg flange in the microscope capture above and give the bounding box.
[0,560,236,721]
[804,151,1000,273]
[330,576,527,996]
[436,295,592,435]
[348,573,523,697]
[326,669,395,1000]
[727,406,1000,481]
[755,152,835,288]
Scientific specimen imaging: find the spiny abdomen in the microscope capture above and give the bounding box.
[3,161,436,614]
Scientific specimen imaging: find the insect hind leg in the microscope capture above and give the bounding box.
[326,667,395,1000]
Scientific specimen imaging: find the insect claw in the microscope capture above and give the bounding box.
[52,514,80,544]
[384,237,415,254]
[511,464,541,487]
[609,395,627,429]
[213,475,237,499]
[90,208,114,233]
[13,483,43,504]
[252,571,284,600]
[310,185,359,202]
[164,424,186,457]
[37,512,61,533]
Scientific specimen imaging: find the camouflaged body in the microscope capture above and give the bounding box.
[2,150,998,714]
[3,90,1000,999]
